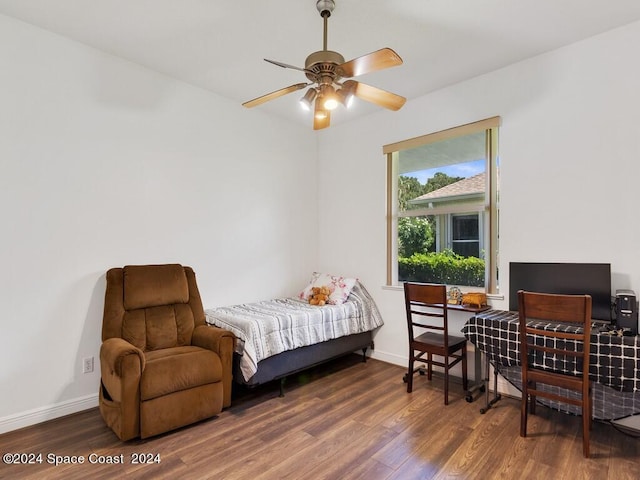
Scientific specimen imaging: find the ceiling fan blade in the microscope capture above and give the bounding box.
[264,58,309,73]
[338,48,403,78]
[313,110,331,130]
[344,80,406,111]
[242,83,308,108]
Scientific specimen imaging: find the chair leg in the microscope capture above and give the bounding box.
[427,353,433,380]
[461,345,468,391]
[583,384,591,458]
[529,381,537,415]
[407,355,414,393]
[443,361,449,405]
[582,403,590,458]
[520,385,528,437]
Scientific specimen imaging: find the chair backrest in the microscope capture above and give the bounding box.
[404,282,449,345]
[517,290,592,385]
[102,264,207,351]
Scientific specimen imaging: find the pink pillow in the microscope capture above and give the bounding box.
[299,272,358,305]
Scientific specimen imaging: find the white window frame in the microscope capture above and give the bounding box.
[384,117,500,293]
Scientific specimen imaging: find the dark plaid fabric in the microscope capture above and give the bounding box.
[462,310,640,420]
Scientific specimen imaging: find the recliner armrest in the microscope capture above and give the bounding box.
[99,337,145,441]
[192,325,235,408]
[100,337,146,378]
[191,325,235,354]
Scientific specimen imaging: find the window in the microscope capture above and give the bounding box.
[385,117,500,293]
[451,214,480,258]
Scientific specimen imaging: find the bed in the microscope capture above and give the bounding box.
[204,280,384,395]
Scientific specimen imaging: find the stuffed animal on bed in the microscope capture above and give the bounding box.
[309,286,331,306]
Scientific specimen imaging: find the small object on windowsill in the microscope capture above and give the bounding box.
[447,286,462,305]
[461,292,488,308]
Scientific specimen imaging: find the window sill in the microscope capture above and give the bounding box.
[382,284,504,301]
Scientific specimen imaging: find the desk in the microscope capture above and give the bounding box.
[446,303,491,314]
[462,310,640,420]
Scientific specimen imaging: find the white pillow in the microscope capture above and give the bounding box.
[299,272,358,305]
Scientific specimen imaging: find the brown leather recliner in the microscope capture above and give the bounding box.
[99,264,234,441]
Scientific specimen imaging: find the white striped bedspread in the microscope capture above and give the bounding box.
[204,281,384,381]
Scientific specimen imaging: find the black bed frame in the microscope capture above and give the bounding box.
[233,331,374,397]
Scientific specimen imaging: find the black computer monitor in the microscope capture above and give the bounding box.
[509,262,612,321]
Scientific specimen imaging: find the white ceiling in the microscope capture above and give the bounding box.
[3,0,640,128]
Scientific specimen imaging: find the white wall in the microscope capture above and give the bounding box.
[0,15,318,431]
[317,21,640,371]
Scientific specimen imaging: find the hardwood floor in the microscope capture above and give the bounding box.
[1,355,638,479]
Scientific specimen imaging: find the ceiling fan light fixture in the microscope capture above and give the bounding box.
[299,88,317,111]
[314,98,328,119]
[320,85,340,110]
[337,87,355,108]
[323,96,339,110]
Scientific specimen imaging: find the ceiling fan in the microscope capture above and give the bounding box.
[242,0,406,130]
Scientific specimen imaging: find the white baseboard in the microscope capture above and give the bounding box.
[369,350,406,368]
[370,349,525,399]
[496,375,521,398]
[370,349,484,383]
[0,393,99,435]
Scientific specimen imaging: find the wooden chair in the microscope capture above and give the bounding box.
[404,282,468,405]
[517,290,593,457]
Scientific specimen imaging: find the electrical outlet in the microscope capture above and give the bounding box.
[82,356,94,374]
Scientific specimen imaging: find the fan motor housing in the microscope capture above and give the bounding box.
[304,50,345,81]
